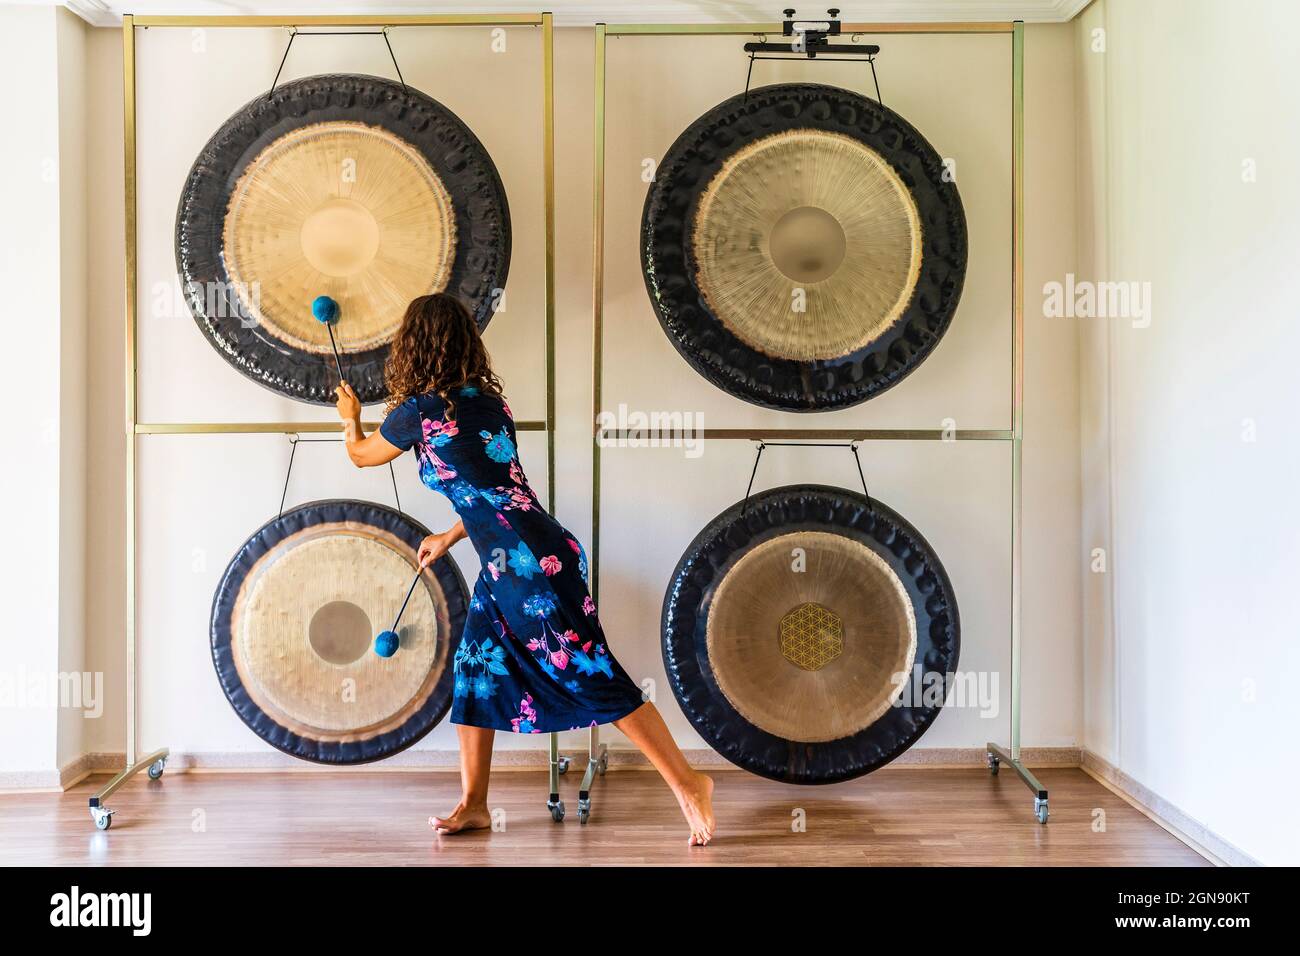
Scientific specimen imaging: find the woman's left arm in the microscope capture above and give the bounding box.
[335,382,404,468]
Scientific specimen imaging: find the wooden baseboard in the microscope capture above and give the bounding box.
[58,752,96,790]
[0,751,108,792]
[0,769,63,793]
[1079,750,1258,867]
[71,745,1082,776]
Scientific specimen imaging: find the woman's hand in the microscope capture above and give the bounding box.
[418,532,452,568]
[335,382,362,422]
[417,522,466,567]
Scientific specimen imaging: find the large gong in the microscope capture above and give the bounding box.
[662,485,959,783]
[642,83,966,411]
[211,500,468,764]
[177,74,511,405]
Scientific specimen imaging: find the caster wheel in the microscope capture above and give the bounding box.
[578,799,591,824]
[90,808,113,831]
[987,753,999,776]
[557,757,570,775]
[548,799,565,822]
[1035,798,1049,825]
[147,759,166,780]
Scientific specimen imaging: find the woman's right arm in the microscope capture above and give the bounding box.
[418,521,467,568]
[335,382,405,468]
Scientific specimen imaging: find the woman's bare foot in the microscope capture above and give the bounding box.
[429,801,491,834]
[673,772,715,846]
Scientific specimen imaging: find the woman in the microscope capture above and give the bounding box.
[335,293,715,846]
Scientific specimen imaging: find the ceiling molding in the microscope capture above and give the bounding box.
[63,1,1096,29]
[1049,0,1095,21]
[63,0,117,27]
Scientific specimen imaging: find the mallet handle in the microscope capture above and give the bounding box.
[325,322,345,383]
[390,567,422,632]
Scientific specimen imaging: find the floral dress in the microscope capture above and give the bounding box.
[380,386,646,733]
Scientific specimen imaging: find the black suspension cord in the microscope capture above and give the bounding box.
[268,30,296,99]
[381,28,407,90]
[269,26,407,99]
[742,441,766,506]
[277,435,403,519]
[277,438,301,518]
[741,440,872,516]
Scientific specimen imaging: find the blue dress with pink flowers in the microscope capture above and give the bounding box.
[381,386,646,733]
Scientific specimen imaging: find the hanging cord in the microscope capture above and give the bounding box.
[863,47,883,104]
[269,26,407,99]
[741,440,872,516]
[743,35,764,101]
[278,435,403,519]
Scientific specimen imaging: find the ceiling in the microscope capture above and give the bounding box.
[63,1,1093,28]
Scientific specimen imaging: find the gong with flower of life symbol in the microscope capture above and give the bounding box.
[661,485,960,783]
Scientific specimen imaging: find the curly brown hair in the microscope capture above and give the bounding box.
[384,293,503,415]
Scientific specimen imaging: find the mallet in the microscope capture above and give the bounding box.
[374,565,424,658]
[311,295,345,383]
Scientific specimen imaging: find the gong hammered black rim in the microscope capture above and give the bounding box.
[642,83,967,412]
[661,485,960,784]
[176,74,511,406]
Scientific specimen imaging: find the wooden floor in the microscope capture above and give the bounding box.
[0,767,1207,866]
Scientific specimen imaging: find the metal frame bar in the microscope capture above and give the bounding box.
[608,22,1014,36]
[599,428,1011,442]
[993,19,1046,819]
[576,723,608,822]
[542,13,558,509]
[133,421,547,434]
[132,15,545,28]
[96,10,558,828]
[545,724,607,825]
[89,748,167,810]
[591,22,607,601]
[590,21,1044,820]
[122,14,138,773]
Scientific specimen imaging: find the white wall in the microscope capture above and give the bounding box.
[73,24,1080,765]
[1076,0,1300,866]
[1021,22,1084,753]
[0,3,63,777]
[1076,0,1116,769]
[0,4,89,780]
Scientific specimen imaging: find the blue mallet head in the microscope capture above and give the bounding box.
[312,295,340,325]
[374,630,400,658]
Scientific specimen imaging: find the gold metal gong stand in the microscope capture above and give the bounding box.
[590,21,1048,824]
[91,11,560,830]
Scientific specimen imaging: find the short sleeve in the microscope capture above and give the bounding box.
[379,398,422,451]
